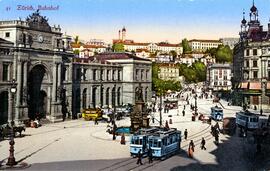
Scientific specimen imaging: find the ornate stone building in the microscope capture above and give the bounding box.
[0,11,152,124]
[232,2,270,111]
[0,11,73,124]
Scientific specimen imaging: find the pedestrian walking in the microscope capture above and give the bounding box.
[120,133,126,145]
[189,140,195,152]
[215,133,219,144]
[182,110,185,117]
[137,149,143,165]
[200,137,206,150]
[94,118,98,125]
[184,105,186,110]
[148,148,153,163]
[184,129,188,140]
[165,120,170,129]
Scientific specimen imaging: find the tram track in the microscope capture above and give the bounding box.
[98,158,135,171]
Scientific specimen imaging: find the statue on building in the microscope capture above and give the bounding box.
[135,84,144,102]
[26,10,51,32]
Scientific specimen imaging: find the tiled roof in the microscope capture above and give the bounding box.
[136,48,149,52]
[93,52,151,63]
[83,45,106,48]
[124,42,150,46]
[157,43,180,47]
[189,39,222,43]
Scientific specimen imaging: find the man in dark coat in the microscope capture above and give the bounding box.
[184,129,188,140]
[148,148,153,163]
[137,149,143,165]
[189,140,195,152]
[201,137,206,150]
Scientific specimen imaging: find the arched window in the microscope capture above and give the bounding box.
[117,87,121,106]
[82,88,87,109]
[112,86,116,107]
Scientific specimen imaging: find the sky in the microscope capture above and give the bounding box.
[0,0,270,43]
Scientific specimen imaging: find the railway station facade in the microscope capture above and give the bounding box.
[0,11,152,125]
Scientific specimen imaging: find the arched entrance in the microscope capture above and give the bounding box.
[28,65,48,120]
[82,88,87,109]
[0,91,8,124]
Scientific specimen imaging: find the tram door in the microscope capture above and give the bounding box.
[143,136,147,153]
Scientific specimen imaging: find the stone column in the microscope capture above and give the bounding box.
[8,90,13,122]
[47,86,51,117]
[96,86,100,107]
[15,61,22,121]
[88,86,92,108]
[57,64,61,102]
[52,64,57,102]
[23,62,28,105]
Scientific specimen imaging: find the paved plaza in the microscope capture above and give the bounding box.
[0,92,269,171]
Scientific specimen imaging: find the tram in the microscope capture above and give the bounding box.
[148,128,181,160]
[130,127,159,157]
[130,127,181,160]
[210,106,223,121]
[236,111,268,130]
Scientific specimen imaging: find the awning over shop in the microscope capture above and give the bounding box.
[267,82,270,90]
[241,82,248,89]
[249,82,261,90]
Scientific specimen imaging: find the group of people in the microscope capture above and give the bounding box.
[136,148,153,165]
[184,129,207,158]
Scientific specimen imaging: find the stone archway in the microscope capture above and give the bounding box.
[28,65,48,120]
[0,91,8,124]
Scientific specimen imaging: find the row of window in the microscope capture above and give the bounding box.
[244,71,270,79]
[135,69,149,81]
[213,82,228,86]
[213,75,228,80]
[76,68,122,81]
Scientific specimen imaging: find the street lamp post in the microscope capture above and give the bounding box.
[260,48,266,115]
[159,91,162,126]
[6,79,17,166]
[112,84,116,140]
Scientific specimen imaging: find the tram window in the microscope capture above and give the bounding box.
[134,138,139,144]
[153,140,158,147]
[250,118,258,122]
[157,141,161,147]
[139,139,142,145]
[170,137,172,144]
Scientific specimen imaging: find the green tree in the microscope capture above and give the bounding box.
[73,49,80,55]
[206,48,217,57]
[112,43,124,52]
[170,50,177,61]
[192,61,206,82]
[74,36,80,44]
[181,38,192,54]
[215,45,232,63]
[152,63,181,95]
